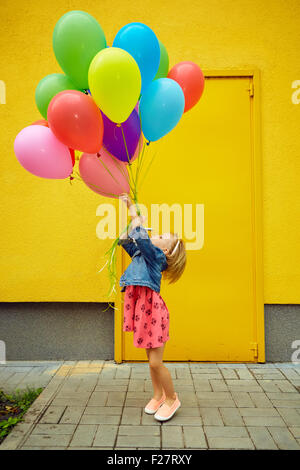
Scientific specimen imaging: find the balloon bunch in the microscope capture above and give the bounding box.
[13,10,205,299]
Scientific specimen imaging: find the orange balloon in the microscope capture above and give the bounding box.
[31,119,75,166]
[168,61,205,112]
[47,90,104,153]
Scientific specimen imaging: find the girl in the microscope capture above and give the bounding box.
[118,193,187,422]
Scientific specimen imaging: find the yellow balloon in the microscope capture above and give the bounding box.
[88,47,141,123]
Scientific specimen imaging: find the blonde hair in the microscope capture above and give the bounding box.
[162,233,187,284]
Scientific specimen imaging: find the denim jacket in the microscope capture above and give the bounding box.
[118,225,168,293]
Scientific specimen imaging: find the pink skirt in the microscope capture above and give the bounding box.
[123,285,170,349]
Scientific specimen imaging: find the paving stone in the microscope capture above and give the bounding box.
[80,414,120,425]
[162,425,184,449]
[274,380,299,393]
[210,380,228,391]
[106,391,126,407]
[182,426,207,448]
[277,408,300,425]
[60,406,85,424]
[32,424,76,435]
[121,407,142,425]
[117,425,160,448]
[257,380,282,392]
[230,391,255,407]
[51,396,89,407]
[119,425,160,436]
[204,426,248,438]
[199,408,223,425]
[236,369,254,380]
[239,408,279,417]
[243,416,286,427]
[226,380,262,392]
[219,368,238,379]
[268,426,300,450]
[249,392,273,408]
[193,379,211,391]
[175,368,192,379]
[192,372,222,380]
[247,426,277,449]
[289,426,300,438]
[207,437,254,450]
[115,367,131,379]
[39,406,66,424]
[69,425,97,447]
[162,416,203,426]
[128,379,145,391]
[23,434,72,447]
[87,391,108,406]
[93,424,118,447]
[271,400,300,408]
[196,391,235,407]
[84,406,123,416]
[116,435,160,448]
[218,364,247,369]
[219,408,243,426]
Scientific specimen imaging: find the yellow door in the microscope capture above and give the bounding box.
[120,72,264,363]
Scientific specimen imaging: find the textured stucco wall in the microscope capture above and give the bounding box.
[0,0,299,303]
[0,302,114,360]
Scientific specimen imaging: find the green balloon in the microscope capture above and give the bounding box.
[154,41,169,80]
[53,10,106,89]
[35,73,81,119]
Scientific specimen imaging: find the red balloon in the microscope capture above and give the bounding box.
[47,90,104,153]
[168,62,205,112]
[31,119,75,167]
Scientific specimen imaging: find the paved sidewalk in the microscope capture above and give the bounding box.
[0,361,300,450]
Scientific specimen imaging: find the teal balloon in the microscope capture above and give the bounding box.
[53,10,107,89]
[154,41,169,80]
[113,22,160,95]
[139,78,185,142]
[35,73,81,119]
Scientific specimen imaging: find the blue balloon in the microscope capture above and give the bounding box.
[113,22,160,95]
[139,78,185,142]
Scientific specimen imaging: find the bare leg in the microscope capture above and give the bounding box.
[146,343,176,406]
[145,347,164,400]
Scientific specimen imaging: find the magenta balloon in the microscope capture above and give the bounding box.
[79,147,130,198]
[14,125,73,179]
[102,108,141,163]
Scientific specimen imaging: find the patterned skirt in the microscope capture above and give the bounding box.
[123,285,170,349]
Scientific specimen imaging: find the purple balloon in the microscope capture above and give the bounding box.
[102,108,141,162]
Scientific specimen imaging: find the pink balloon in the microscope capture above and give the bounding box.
[79,146,130,198]
[14,125,73,179]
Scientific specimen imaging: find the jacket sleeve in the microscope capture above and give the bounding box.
[128,225,165,267]
[117,237,139,258]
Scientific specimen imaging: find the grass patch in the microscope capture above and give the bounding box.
[0,387,43,444]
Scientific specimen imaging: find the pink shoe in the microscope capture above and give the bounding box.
[154,392,181,421]
[144,391,166,414]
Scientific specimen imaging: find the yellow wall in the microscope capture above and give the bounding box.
[0,0,299,302]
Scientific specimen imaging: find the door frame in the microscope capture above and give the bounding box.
[114,68,265,364]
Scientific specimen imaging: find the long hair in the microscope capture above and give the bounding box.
[162,233,187,284]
